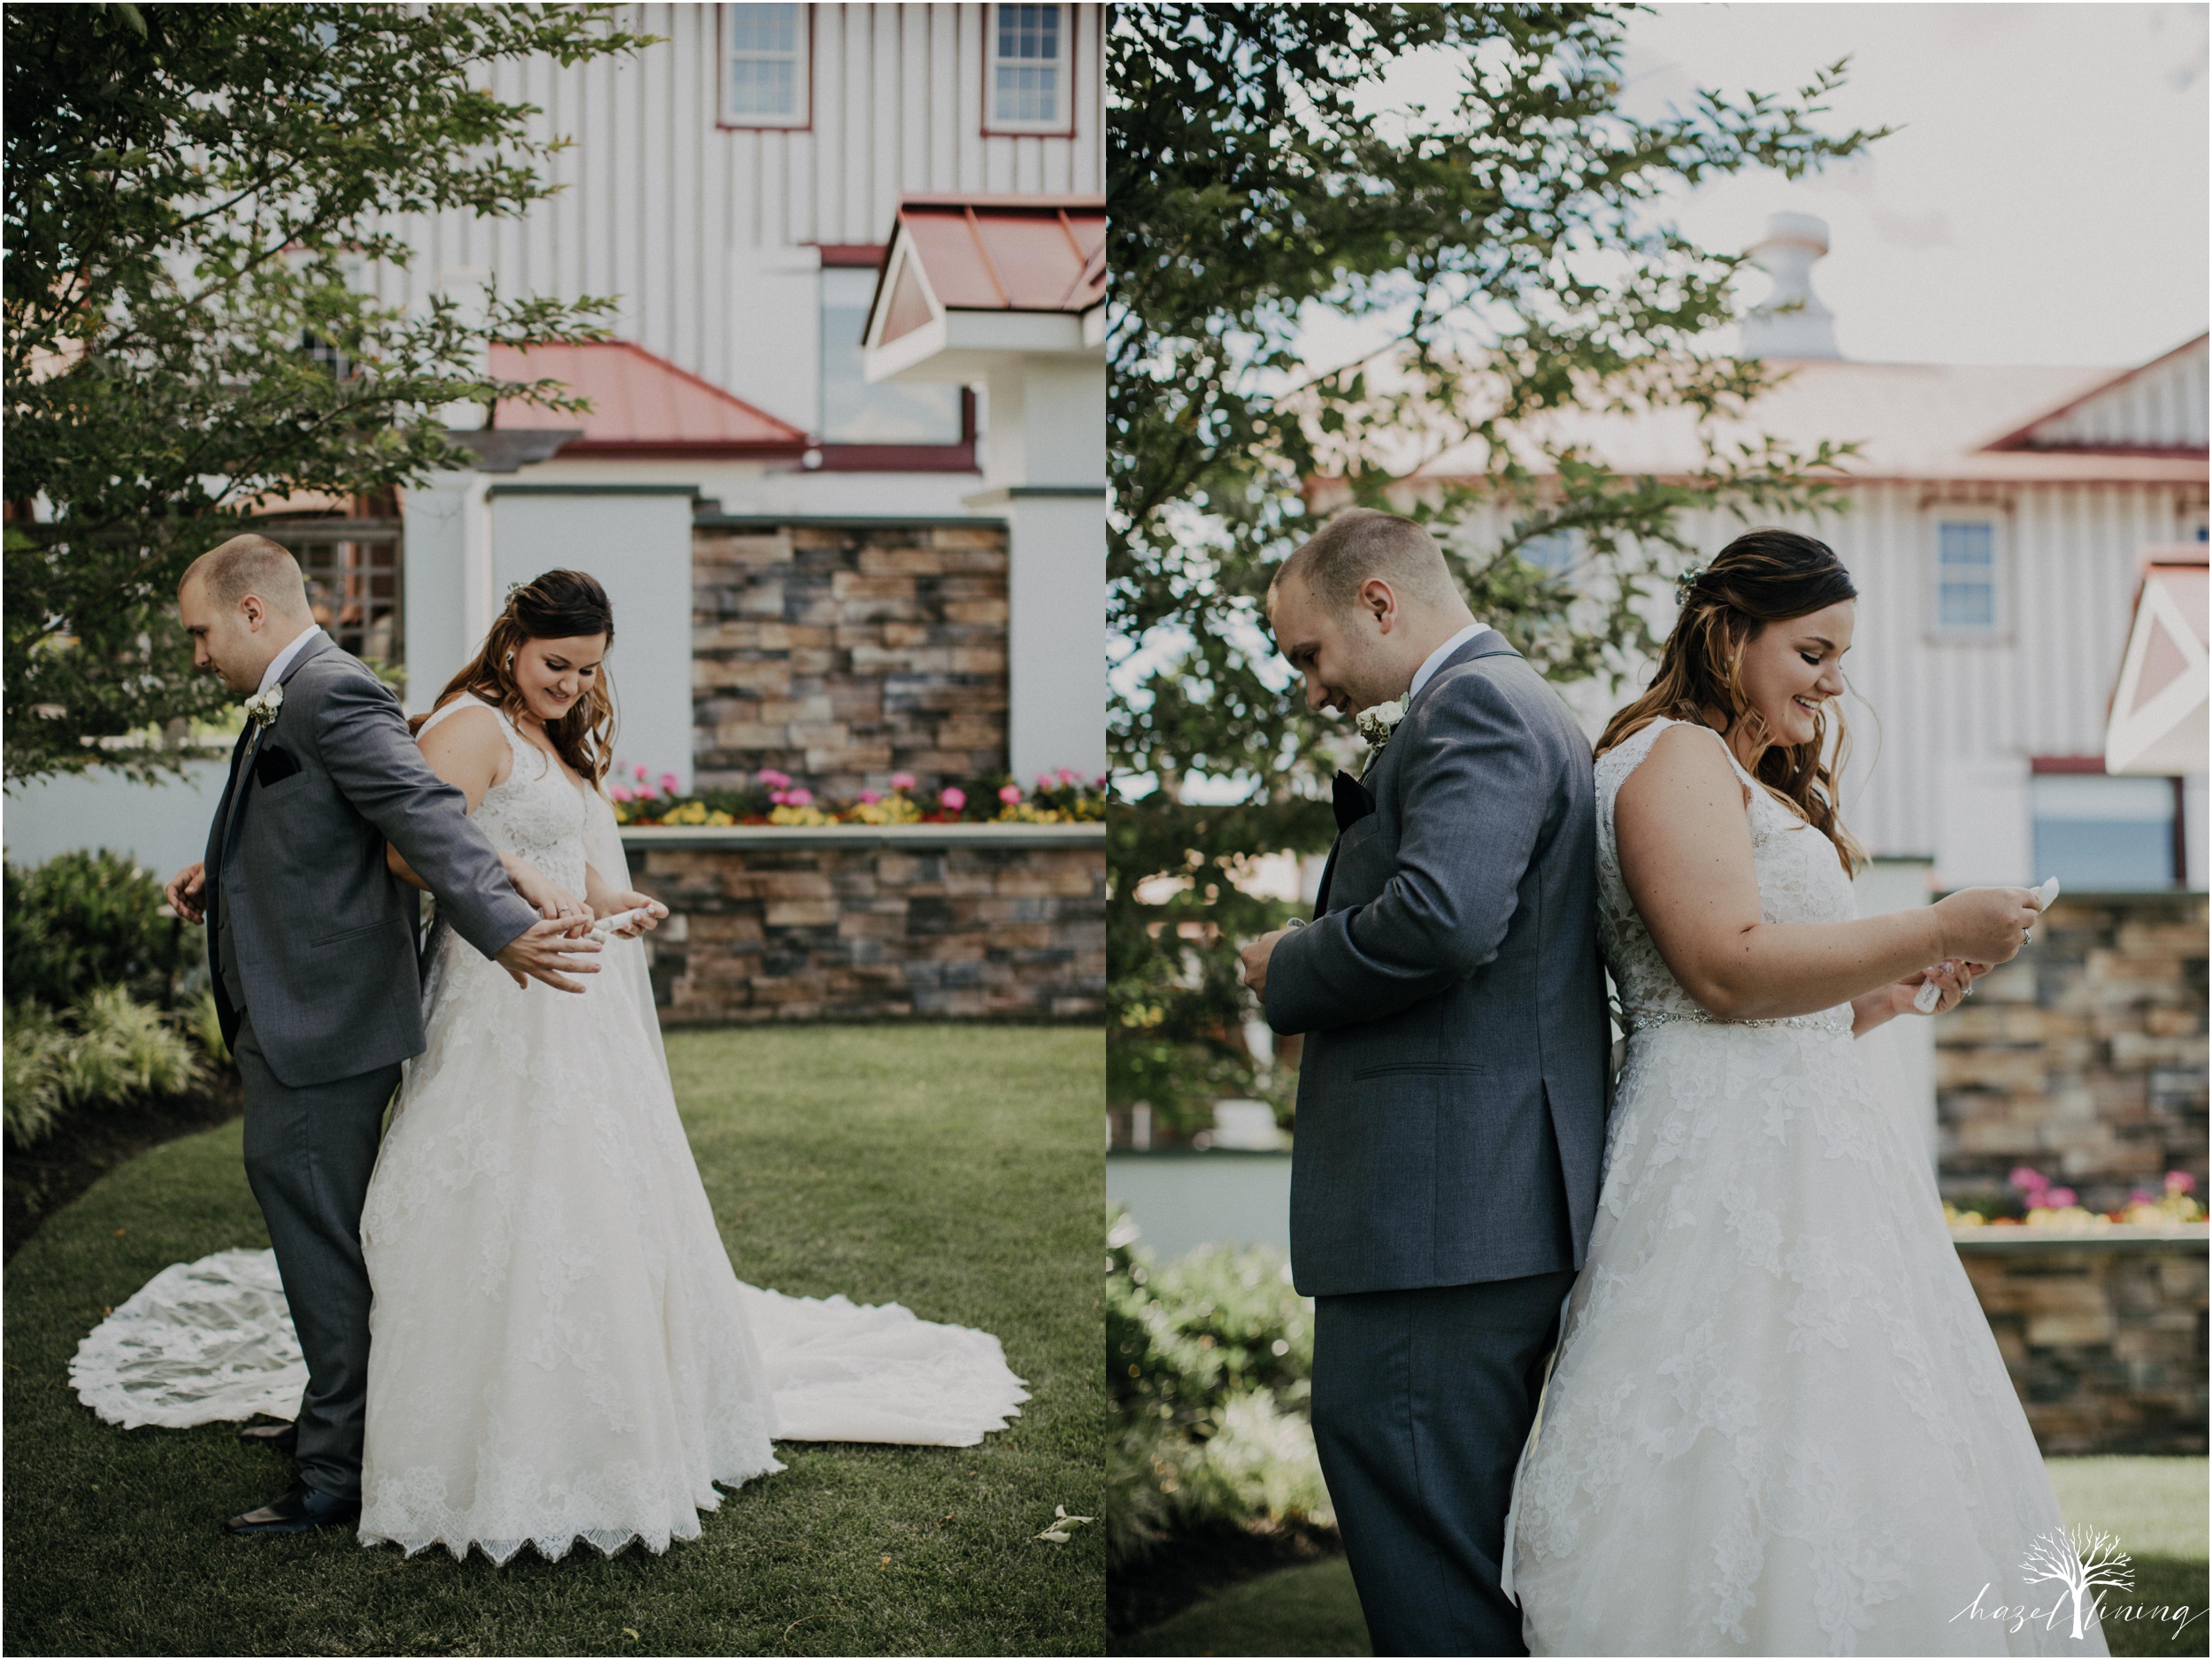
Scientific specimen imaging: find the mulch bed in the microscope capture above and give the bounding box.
[4,1072,242,1263]
[1108,1519,1345,1642]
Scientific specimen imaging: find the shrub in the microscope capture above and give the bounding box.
[1107,1207,1330,1562]
[4,849,191,1011]
[3,986,204,1148]
[184,987,229,1066]
[4,1003,67,1148]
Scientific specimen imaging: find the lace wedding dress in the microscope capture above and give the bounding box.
[71,695,1027,1565]
[1505,718,2103,1657]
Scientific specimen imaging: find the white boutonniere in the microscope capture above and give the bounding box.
[1356,697,1406,749]
[242,683,284,729]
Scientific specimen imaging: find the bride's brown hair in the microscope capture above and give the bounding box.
[411,569,618,786]
[1597,527,1866,874]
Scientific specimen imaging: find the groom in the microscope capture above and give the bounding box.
[163,534,600,1536]
[1240,511,1610,1656]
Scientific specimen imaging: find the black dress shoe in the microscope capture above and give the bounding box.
[237,1419,298,1456]
[223,1482,360,1537]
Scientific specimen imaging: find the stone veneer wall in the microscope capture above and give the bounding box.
[626,830,1104,1024]
[690,520,1010,799]
[1958,1237,2208,1455]
[1937,895,2208,1211]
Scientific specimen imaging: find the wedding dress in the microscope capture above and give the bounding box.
[71,695,1027,1564]
[1506,718,2103,1656]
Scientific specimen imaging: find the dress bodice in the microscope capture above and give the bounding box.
[422,695,591,895]
[1594,716,1858,1036]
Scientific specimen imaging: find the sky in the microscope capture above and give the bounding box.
[1342,2,2209,370]
[1621,2,2208,367]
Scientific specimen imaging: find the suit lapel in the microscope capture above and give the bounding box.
[1310,631,1519,918]
[217,631,332,865]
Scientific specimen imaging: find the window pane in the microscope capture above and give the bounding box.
[1939,520,1993,566]
[1935,519,1997,630]
[2032,775,2176,889]
[726,4,801,119]
[819,266,964,445]
[1939,581,1994,629]
[728,59,795,116]
[729,4,797,53]
[993,4,1063,123]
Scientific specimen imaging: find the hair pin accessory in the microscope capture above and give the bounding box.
[1673,562,1708,606]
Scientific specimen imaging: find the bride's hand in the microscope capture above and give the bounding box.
[1893,958,1981,1018]
[1932,886,2040,966]
[604,890,669,937]
[506,857,594,936]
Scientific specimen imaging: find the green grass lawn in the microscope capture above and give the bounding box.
[1125,1457,2209,1658]
[4,1026,1105,1657]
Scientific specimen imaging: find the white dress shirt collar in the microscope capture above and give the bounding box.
[257,624,324,697]
[1407,621,1490,706]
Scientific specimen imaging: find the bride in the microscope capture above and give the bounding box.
[358,569,1024,1564]
[1507,531,2098,1655]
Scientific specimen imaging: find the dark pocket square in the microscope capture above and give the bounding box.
[252,743,302,787]
[1331,769,1375,833]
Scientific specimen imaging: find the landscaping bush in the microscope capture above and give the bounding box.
[4,987,204,1149]
[1107,1208,1331,1563]
[4,850,191,1011]
[4,1004,67,1149]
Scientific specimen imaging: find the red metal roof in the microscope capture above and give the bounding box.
[1985,333,2212,454]
[887,196,1105,319]
[490,341,807,453]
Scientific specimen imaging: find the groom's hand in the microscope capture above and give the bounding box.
[496,918,604,993]
[1240,929,1289,1000]
[165,861,207,925]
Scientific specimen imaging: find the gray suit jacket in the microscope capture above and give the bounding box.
[204,633,542,1089]
[1264,631,1611,1297]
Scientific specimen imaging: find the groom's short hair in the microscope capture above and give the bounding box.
[181,534,311,615]
[1272,509,1461,616]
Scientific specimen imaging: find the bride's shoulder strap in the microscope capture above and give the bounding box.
[416,692,512,742]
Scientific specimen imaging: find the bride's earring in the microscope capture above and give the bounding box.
[504,650,515,670]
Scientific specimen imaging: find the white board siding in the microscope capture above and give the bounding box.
[370,4,1103,403]
[2022,337,2210,451]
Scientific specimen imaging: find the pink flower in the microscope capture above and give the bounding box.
[659,772,680,795]
[998,783,1022,805]
[940,787,966,811]
[634,764,649,782]
[787,788,812,807]
[1093,774,1108,788]
[757,767,791,788]
[769,789,789,806]
[858,790,881,804]
[1036,772,1056,790]
[1056,767,1078,785]
[2131,1189,2156,1204]
[890,771,916,791]
[2046,1187,2078,1209]
[2008,1166,2048,1194]
[611,784,634,803]
[2167,1171,2197,1195]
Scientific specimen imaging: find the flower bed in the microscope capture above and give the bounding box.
[610,765,1105,830]
[1945,1164,2205,1233]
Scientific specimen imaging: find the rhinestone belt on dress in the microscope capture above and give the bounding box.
[1627,1008,1853,1037]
